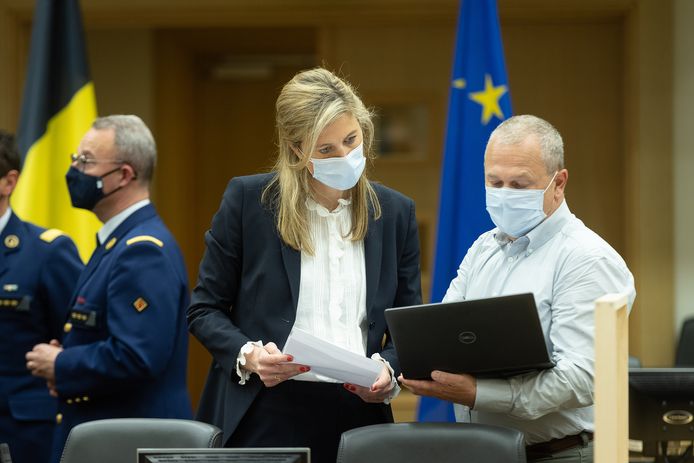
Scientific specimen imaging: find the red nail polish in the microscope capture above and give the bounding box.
[300,366,310,372]
[286,355,294,362]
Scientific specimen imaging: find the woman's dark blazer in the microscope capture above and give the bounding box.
[187,173,422,442]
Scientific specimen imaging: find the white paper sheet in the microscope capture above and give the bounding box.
[282,328,383,387]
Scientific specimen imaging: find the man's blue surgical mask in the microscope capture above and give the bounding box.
[485,171,558,238]
[310,143,366,191]
[65,165,122,210]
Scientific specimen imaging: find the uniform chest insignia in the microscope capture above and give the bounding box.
[0,295,31,311]
[69,309,98,327]
[133,297,149,312]
[4,235,19,248]
[3,284,18,292]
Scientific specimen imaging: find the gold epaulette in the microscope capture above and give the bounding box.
[39,229,65,243]
[125,235,164,247]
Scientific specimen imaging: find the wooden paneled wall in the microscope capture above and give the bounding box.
[0,0,675,420]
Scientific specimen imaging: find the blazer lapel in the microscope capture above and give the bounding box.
[72,241,108,298]
[280,244,301,311]
[364,207,383,313]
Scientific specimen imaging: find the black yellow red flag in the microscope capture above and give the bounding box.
[12,0,99,262]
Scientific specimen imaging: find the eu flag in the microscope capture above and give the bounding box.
[417,0,512,422]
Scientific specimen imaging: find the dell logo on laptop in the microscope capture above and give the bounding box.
[458,331,477,344]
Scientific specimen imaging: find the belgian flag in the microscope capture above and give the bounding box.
[11,0,99,262]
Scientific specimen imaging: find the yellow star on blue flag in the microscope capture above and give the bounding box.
[469,74,507,124]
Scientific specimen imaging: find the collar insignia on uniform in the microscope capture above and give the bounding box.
[4,235,19,248]
[105,237,117,250]
[133,297,149,312]
[3,284,18,292]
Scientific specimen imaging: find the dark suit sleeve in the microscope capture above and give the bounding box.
[54,242,183,397]
[39,236,83,341]
[381,198,422,372]
[187,178,252,380]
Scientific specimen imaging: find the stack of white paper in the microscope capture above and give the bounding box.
[282,328,383,387]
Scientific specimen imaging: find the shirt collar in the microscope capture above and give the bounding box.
[0,207,11,235]
[305,197,352,217]
[494,200,572,254]
[97,199,150,245]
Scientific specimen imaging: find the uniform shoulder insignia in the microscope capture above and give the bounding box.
[39,229,66,243]
[126,235,164,247]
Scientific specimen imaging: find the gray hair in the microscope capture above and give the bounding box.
[487,115,564,173]
[92,115,156,183]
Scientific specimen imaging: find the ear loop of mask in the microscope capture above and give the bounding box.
[101,164,138,198]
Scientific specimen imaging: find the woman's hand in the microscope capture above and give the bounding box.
[344,364,393,403]
[243,342,310,387]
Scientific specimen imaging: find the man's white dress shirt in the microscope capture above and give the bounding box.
[443,200,635,444]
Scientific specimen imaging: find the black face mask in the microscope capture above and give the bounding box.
[65,165,122,210]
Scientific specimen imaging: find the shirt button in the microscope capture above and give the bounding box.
[368,321,376,329]
[56,413,63,424]
[64,322,72,333]
[507,257,514,263]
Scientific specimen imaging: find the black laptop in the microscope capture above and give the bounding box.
[385,293,554,379]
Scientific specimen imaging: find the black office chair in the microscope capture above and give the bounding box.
[59,418,223,463]
[676,317,694,367]
[336,422,526,463]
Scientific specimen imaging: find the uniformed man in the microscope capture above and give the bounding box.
[25,115,192,463]
[0,130,83,463]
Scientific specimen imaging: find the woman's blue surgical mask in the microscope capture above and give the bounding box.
[485,171,558,238]
[310,143,366,191]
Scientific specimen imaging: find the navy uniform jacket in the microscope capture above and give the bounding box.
[188,174,422,443]
[50,204,192,462]
[0,212,82,463]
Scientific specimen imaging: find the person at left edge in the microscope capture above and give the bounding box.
[0,130,82,463]
[25,115,192,463]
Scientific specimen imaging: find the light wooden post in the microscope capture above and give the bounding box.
[595,293,630,463]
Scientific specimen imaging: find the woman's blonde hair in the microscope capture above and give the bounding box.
[262,67,381,254]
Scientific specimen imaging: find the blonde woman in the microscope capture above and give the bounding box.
[188,68,422,462]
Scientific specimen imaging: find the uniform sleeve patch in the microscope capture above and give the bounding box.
[126,236,164,247]
[39,229,65,243]
[133,297,149,312]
